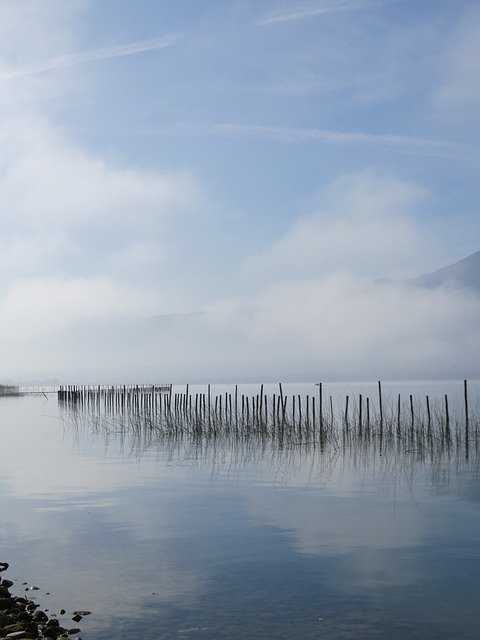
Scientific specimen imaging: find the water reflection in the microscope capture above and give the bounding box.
[1,396,480,639]
[62,397,479,498]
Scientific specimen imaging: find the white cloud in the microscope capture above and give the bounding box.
[0,276,157,341]
[245,170,428,281]
[204,273,480,380]
[0,1,203,353]
[0,112,199,231]
[437,7,480,110]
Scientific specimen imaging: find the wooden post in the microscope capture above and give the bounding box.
[409,394,414,436]
[359,394,363,435]
[208,384,211,423]
[378,381,383,435]
[318,383,323,432]
[279,383,285,419]
[235,385,238,427]
[395,394,400,436]
[464,380,469,444]
[445,394,450,434]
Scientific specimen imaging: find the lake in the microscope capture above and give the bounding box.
[1,381,479,639]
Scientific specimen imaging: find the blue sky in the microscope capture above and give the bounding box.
[0,0,480,381]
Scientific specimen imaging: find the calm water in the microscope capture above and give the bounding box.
[1,383,479,639]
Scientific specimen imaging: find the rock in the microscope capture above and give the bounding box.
[0,562,9,572]
[47,619,60,627]
[32,610,48,622]
[0,586,11,598]
[0,598,14,611]
[0,567,83,640]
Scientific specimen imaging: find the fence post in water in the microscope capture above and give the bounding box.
[312,396,316,438]
[464,379,469,447]
[235,385,238,427]
[409,394,414,437]
[208,384,211,424]
[397,394,401,437]
[366,397,370,433]
[358,394,362,435]
[378,381,383,435]
[279,383,285,419]
[426,395,431,431]
[444,394,450,435]
[318,383,323,433]
[344,395,349,429]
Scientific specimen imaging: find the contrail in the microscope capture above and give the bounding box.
[148,123,462,157]
[0,35,177,80]
[256,0,390,25]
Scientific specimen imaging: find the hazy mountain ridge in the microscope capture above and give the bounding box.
[407,250,480,294]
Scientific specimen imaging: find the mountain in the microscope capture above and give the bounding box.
[407,250,480,294]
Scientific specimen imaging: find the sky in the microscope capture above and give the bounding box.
[0,0,480,383]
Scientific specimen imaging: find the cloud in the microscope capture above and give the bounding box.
[0,275,158,341]
[0,112,199,231]
[436,7,480,110]
[244,170,428,281]
[2,170,478,383]
[256,0,389,25]
[150,123,461,157]
[0,35,177,81]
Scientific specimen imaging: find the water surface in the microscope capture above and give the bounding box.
[0,386,479,639]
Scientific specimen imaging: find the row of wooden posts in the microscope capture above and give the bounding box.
[57,381,475,441]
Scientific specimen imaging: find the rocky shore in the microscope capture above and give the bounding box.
[0,563,87,640]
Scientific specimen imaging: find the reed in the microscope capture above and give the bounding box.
[57,381,480,458]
